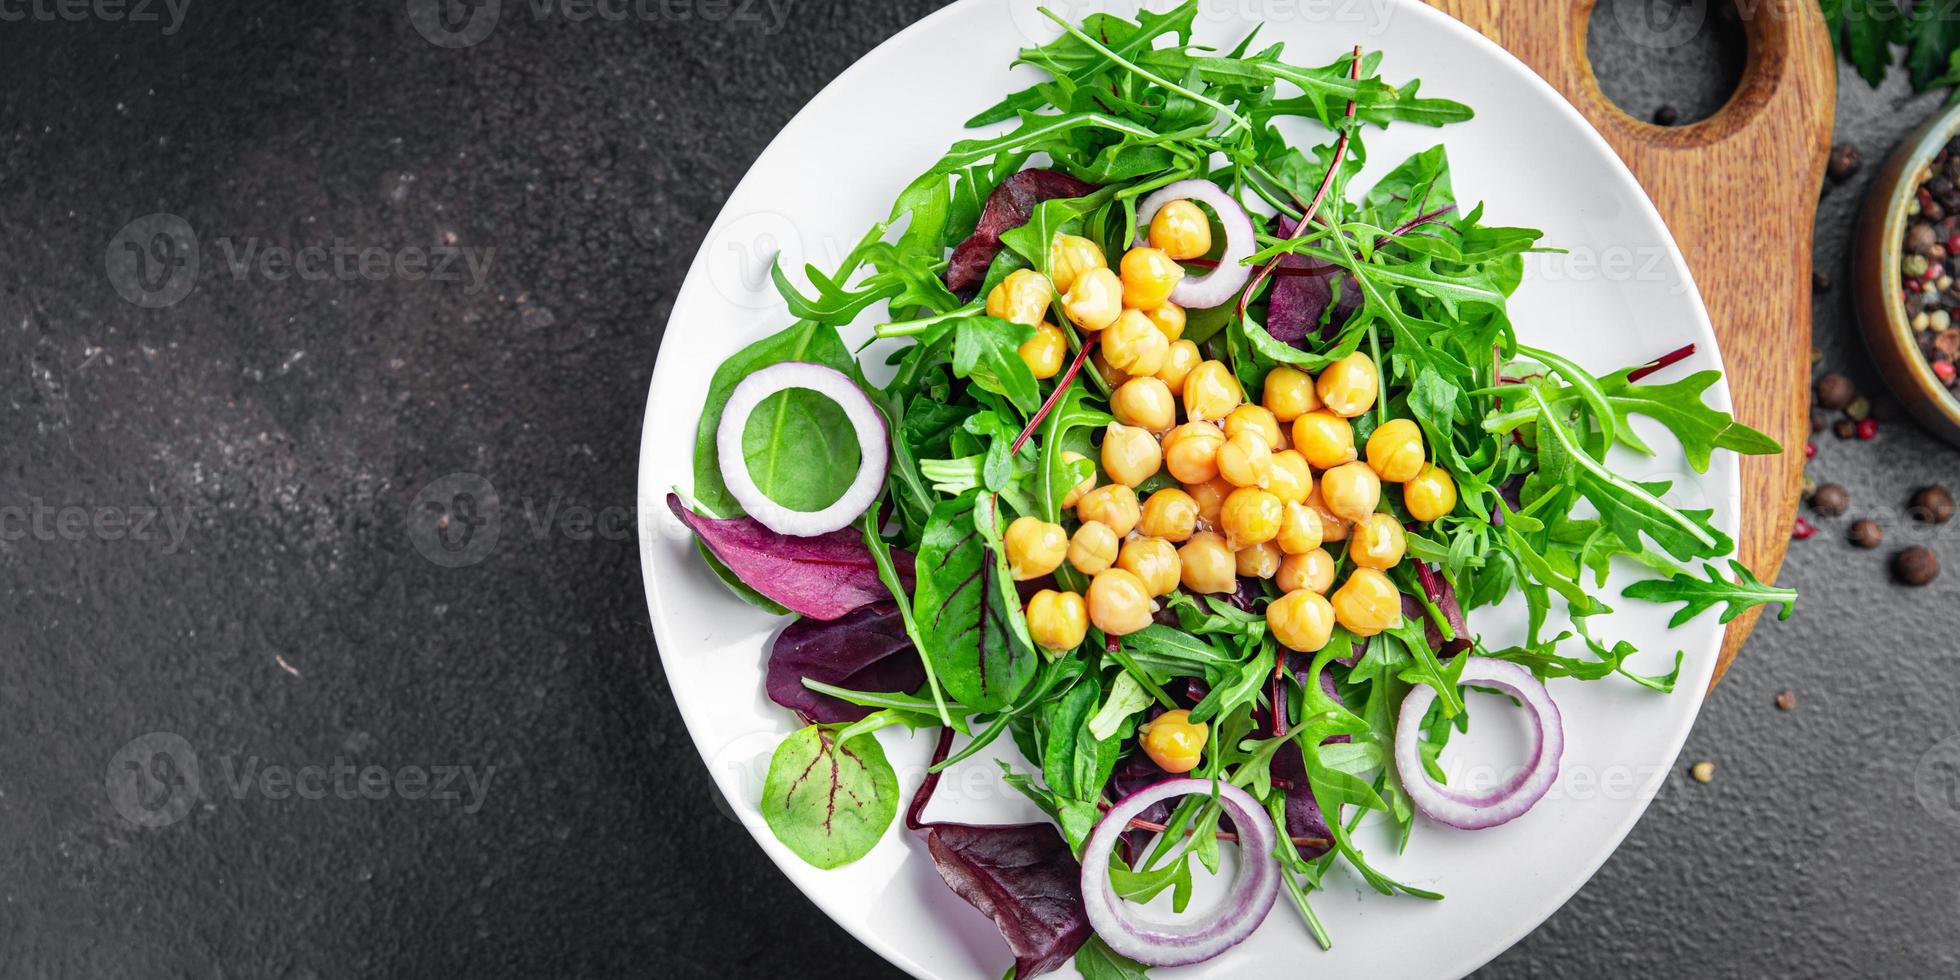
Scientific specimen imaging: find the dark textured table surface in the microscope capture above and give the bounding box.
[4,1,1957,977]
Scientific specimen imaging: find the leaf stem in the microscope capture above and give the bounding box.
[1037,7,1251,135]
[1236,45,1362,324]
[861,509,954,728]
[1011,335,1100,456]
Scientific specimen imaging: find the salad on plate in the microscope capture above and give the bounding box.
[667,3,1797,975]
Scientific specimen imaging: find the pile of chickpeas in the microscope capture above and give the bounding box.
[982,198,1462,769]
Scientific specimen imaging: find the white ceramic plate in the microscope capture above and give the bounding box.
[638,1,1735,976]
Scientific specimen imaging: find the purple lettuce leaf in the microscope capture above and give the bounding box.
[1269,738,1333,859]
[668,493,913,621]
[767,602,925,724]
[945,169,1099,295]
[1266,215,1360,344]
[921,821,1092,978]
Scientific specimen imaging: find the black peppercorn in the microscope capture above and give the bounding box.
[1909,223,1937,254]
[1810,407,1829,433]
[1849,519,1882,549]
[1812,269,1831,292]
[1653,105,1679,126]
[1895,547,1940,586]
[1928,198,1949,223]
[1815,372,1855,410]
[1828,143,1862,182]
[1811,483,1849,517]
[1912,485,1956,524]
[1834,418,1858,439]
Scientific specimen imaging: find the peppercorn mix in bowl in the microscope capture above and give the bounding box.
[1853,103,1960,447]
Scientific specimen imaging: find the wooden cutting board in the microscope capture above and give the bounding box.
[1427,0,1835,685]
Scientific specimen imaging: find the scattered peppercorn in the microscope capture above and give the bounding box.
[1834,418,1858,439]
[1912,485,1956,524]
[1845,396,1871,421]
[1690,761,1716,783]
[1828,143,1862,181]
[1811,483,1849,516]
[1809,407,1830,433]
[1850,518,1883,549]
[1857,417,1878,440]
[1775,690,1797,711]
[1792,516,1816,540]
[1813,269,1831,292]
[1895,546,1940,586]
[1815,372,1855,410]
[1653,105,1679,126]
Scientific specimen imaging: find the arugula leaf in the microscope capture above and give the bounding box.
[1623,559,1797,627]
[1074,935,1152,980]
[760,725,899,869]
[953,316,1042,416]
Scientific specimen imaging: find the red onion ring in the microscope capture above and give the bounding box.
[1393,658,1564,830]
[715,361,888,537]
[1135,180,1256,310]
[1080,778,1280,967]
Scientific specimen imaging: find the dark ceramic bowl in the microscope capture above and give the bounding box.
[1853,105,1960,447]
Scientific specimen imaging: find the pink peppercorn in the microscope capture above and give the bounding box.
[1947,234,1960,253]
[1805,441,1817,459]
[1857,417,1878,440]
[1793,516,1816,540]
[1936,360,1957,383]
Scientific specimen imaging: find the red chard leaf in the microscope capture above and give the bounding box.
[945,168,1099,295]
[767,602,925,724]
[668,493,913,621]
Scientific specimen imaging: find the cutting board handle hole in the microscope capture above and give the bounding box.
[1583,0,1748,127]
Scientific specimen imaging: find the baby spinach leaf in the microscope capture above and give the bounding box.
[760,725,898,870]
[691,320,859,518]
[1074,936,1152,980]
[913,494,1038,712]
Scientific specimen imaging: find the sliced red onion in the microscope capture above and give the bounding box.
[715,362,888,537]
[1080,778,1280,967]
[1393,658,1564,831]
[1135,180,1256,310]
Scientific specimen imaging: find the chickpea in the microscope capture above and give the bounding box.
[1186,477,1233,529]
[1148,200,1213,261]
[1236,540,1282,579]
[1139,488,1199,542]
[1139,708,1209,773]
[1267,450,1313,505]
[1291,411,1357,470]
[1276,548,1336,595]
[1091,346,1129,388]
[986,268,1053,327]
[1102,309,1170,377]
[1365,418,1426,483]
[1404,463,1458,523]
[1068,520,1119,575]
[1087,568,1154,636]
[1304,484,1351,543]
[1268,589,1336,652]
[1220,487,1283,549]
[1316,351,1379,418]
[1320,461,1382,524]
[1018,322,1067,380]
[1063,266,1123,332]
[1111,376,1176,433]
[1156,339,1201,395]
[1004,516,1068,580]
[1183,360,1242,422]
[1178,531,1237,593]
[1331,566,1402,636]
[1348,513,1407,570]
[1101,422,1163,487]
[1146,302,1186,342]
[1262,365,1321,421]
[1163,421,1226,484]
[1117,536,1181,597]
[1216,432,1273,489]
[1077,483,1140,537]
[1119,246,1184,310]
[1224,404,1283,450]
[1049,233,1106,294]
[1276,500,1323,555]
[1060,450,1096,510]
[1026,589,1088,651]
